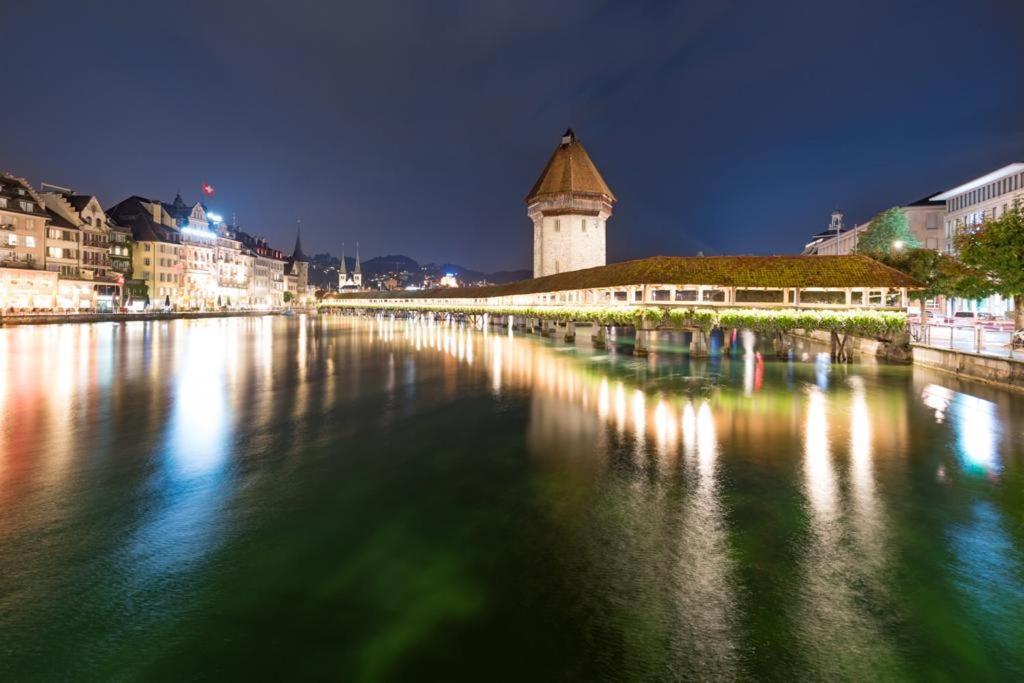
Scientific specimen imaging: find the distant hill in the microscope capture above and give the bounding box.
[306,251,529,290]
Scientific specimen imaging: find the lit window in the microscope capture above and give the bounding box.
[25,236,35,248]
[7,233,16,246]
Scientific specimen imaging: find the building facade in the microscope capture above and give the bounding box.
[931,162,1024,315]
[107,195,184,306]
[932,162,1024,254]
[802,199,946,256]
[285,225,309,303]
[528,129,615,277]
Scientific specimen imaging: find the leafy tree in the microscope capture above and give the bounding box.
[283,291,294,304]
[954,201,1024,329]
[855,207,921,257]
[880,248,993,319]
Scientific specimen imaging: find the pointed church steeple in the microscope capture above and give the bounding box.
[292,220,307,261]
[354,242,361,274]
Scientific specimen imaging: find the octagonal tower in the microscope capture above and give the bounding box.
[527,129,616,278]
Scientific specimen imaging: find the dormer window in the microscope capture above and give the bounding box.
[19,201,33,212]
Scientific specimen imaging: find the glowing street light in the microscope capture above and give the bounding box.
[892,240,905,251]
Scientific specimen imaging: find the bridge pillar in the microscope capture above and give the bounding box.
[541,319,556,338]
[592,325,607,349]
[690,328,708,358]
[564,321,575,343]
[635,324,654,356]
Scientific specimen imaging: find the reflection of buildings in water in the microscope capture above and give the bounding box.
[796,385,902,677]
[669,398,741,676]
[358,316,913,477]
[127,320,236,586]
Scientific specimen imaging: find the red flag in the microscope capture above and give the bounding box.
[202,182,215,196]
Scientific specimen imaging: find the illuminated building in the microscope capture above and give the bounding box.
[337,242,363,291]
[107,195,184,306]
[237,230,286,308]
[0,174,52,310]
[930,162,1024,316]
[40,186,124,310]
[528,129,615,277]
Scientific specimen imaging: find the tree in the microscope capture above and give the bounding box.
[283,290,294,304]
[954,201,1024,330]
[880,248,993,319]
[855,207,921,257]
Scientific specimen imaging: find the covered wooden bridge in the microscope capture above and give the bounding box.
[320,254,922,358]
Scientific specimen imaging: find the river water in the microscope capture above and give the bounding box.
[1,315,1022,680]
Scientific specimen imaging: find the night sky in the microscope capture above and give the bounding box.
[3,1,1023,271]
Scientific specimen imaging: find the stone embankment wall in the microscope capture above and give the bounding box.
[912,345,1024,391]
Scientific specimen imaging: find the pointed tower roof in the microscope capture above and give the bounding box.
[526,128,616,204]
[292,222,307,261]
[339,244,347,277]
[354,242,361,274]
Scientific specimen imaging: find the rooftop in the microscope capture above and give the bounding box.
[526,129,616,204]
[328,254,921,301]
[930,162,1024,200]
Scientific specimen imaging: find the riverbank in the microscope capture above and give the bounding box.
[912,343,1024,393]
[0,310,297,327]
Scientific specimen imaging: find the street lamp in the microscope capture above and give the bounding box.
[892,240,905,251]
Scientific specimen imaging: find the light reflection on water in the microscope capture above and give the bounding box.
[0,314,1022,679]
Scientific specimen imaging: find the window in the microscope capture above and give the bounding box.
[702,289,726,302]
[7,234,15,246]
[48,247,62,259]
[675,289,698,302]
[554,219,560,232]
[652,289,671,301]
[581,219,587,233]
[799,290,845,305]
[144,243,151,252]
[25,236,35,248]
[735,289,785,303]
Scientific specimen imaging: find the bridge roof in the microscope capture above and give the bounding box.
[326,255,922,301]
[526,129,616,203]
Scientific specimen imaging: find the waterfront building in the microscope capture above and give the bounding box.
[108,222,132,278]
[802,198,946,256]
[40,187,125,309]
[0,174,47,270]
[285,225,309,303]
[42,210,80,278]
[932,162,1024,253]
[107,196,184,306]
[166,194,218,309]
[213,229,248,307]
[528,129,615,277]
[930,162,1024,315]
[237,231,286,308]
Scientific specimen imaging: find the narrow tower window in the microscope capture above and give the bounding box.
[554,219,560,232]
[581,219,587,232]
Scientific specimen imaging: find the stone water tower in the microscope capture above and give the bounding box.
[527,129,616,278]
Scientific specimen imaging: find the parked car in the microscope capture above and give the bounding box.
[952,311,979,326]
[909,310,946,324]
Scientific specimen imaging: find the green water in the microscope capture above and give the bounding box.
[1,315,1022,680]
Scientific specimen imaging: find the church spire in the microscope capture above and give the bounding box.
[354,242,361,274]
[292,219,307,261]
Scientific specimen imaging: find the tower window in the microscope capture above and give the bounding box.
[554,219,560,232]
[581,219,586,232]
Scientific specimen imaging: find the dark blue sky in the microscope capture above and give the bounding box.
[3,1,1022,271]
